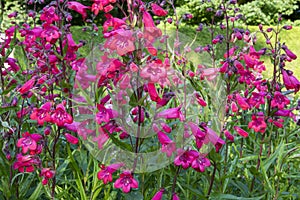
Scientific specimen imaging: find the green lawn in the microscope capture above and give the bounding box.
[14,24,300,80]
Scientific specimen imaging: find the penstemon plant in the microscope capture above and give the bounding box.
[0,0,299,200]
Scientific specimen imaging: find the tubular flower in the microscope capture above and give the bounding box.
[97,162,124,184]
[114,170,138,193]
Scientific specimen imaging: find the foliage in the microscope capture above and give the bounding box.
[177,0,300,25]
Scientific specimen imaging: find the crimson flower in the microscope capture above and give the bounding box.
[97,162,124,184]
[67,1,90,20]
[147,83,162,103]
[40,6,60,24]
[51,102,73,126]
[157,131,176,157]
[104,29,135,56]
[40,168,55,185]
[156,106,185,121]
[191,156,211,172]
[281,69,300,93]
[17,132,42,154]
[13,154,41,173]
[248,114,267,133]
[151,3,168,16]
[140,59,167,83]
[271,91,290,109]
[152,188,165,200]
[41,24,61,43]
[234,126,249,138]
[143,11,162,43]
[235,93,250,110]
[18,78,35,94]
[174,149,199,169]
[64,133,79,144]
[114,171,138,193]
[30,102,52,125]
[172,193,180,200]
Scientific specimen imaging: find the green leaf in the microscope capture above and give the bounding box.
[209,193,265,200]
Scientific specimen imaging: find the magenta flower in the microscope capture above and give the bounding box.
[104,29,135,56]
[235,93,250,110]
[157,131,176,157]
[67,1,90,20]
[18,78,35,94]
[147,83,162,103]
[30,102,52,125]
[140,59,167,83]
[151,3,168,16]
[152,188,165,200]
[224,130,234,141]
[114,171,138,193]
[156,106,184,121]
[271,91,290,109]
[248,115,267,133]
[97,163,124,184]
[13,154,41,173]
[174,149,199,169]
[40,6,59,24]
[234,126,249,138]
[143,11,162,43]
[281,69,300,93]
[282,45,297,60]
[191,156,211,172]
[64,133,79,144]
[172,193,180,200]
[51,102,73,126]
[40,168,55,185]
[17,132,42,154]
[248,92,265,108]
[41,24,61,43]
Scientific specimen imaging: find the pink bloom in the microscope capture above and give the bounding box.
[17,132,42,154]
[172,193,180,200]
[195,93,207,107]
[234,126,249,138]
[151,3,168,16]
[40,6,60,24]
[114,171,138,193]
[174,149,199,169]
[104,29,135,56]
[140,59,167,83]
[191,156,211,172]
[41,24,61,43]
[281,69,300,93]
[156,106,185,121]
[51,102,73,126]
[160,122,172,133]
[65,133,79,144]
[96,104,113,124]
[97,162,124,184]
[274,109,296,121]
[157,131,176,157]
[148,83,162,103]
[13,154,40,173]
[67,1,90,20]
[30,102,52,125]
[248,114,267,133]
[152,188,165,200]
[248,92,265,108]
[271,91,290,109]
[18,78,35,94]
[282,45,297,60]
[235,93,250,110]
[92,129,110,149]
[231,102,238,113]
[143,11,162,43]
[224,130,234,141]
[40,168,55,185]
